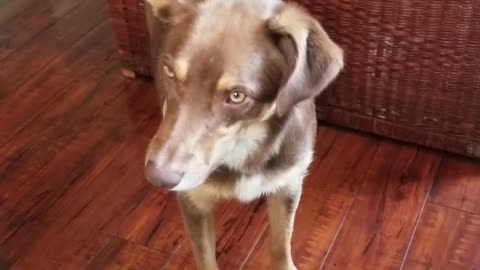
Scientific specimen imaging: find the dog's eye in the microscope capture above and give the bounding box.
[163,65,175,79]
[227,91,247,104]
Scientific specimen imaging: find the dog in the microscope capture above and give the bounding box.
[143,0,344,269]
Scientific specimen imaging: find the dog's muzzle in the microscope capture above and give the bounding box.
[144,161,184,189]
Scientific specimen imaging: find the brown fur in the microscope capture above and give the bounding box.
[144,1,344,269]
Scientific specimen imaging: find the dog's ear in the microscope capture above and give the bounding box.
[267,3,344,116]
[145,0,202,78]
[145,0,172,75]
[145,0,199,46]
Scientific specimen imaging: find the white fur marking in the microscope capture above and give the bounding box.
[234,152,313,202]
[175,59,189,81]
[260,103,277,121]
[221,123,268,171]
[162,100,168,116]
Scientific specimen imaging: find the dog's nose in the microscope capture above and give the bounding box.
[145,161,183,189]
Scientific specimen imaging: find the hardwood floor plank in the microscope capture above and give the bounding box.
[215,200,268,269]
[0,0,106,99]
[0,0,84,60]
[118,190,268,270]
[242,230,270,270]
[0,20,122,180]
[87,237,169,270]
[321,144,441,270]
[0,65,126,202]
[5,109,159,269]
[155,200,269,270]
[116,189,185,253]
[0,80,159,266]
[402,203,480,270]
[0,20,115,148]
[0,0,43,24]
[244,128,379,270]
[429,156,480,214]
[6,233,113,270]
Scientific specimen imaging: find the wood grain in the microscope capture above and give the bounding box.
[321,144,441,270]
[88,237,170,270]
[0,88,159,268]
[429,156,480,214]
[119,191,269,270]
[5,116,158,269]
[403,204,480,270]
[0,0,107,100]
[0,0,84,60]
[0,0,40,24]
[0,20,116,148]
[0,67,131,235]
[215,200,268,269]
[117,190,185,253]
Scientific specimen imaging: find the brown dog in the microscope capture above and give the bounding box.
[143,1,343,269]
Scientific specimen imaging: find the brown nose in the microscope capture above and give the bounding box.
[144,161,183,189]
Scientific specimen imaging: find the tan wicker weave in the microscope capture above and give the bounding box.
[107,0,480,159]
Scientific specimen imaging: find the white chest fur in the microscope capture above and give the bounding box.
[233,155,311,202]
[234,173,287,202]
[189,151,313,204]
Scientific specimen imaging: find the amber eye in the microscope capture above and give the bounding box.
[227,91,247,104]
[163,65,175,78]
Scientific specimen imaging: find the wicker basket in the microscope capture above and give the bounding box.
[107,0,151,77]
[107,0,480,159]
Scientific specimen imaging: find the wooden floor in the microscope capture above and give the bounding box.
[1,1,480,269]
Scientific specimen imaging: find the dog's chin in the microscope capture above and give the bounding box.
[170,170,210,192]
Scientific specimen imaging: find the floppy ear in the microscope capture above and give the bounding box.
[145,0,173,74]
[267,3,344,116]
[145,0,201,82]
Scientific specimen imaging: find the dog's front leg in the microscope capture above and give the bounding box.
[177,193,218,270]
[267,187,301,270]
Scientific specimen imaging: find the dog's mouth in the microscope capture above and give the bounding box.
[169,166,213,192]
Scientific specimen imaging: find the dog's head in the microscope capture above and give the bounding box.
[145,0,343,191]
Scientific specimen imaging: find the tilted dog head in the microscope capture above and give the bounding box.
[144,0,343,191]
